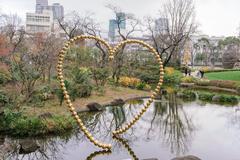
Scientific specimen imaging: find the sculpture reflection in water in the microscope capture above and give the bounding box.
[86,149,111,160]
[112,135,140,160]
[2,96,195,159]
[146,93,195,154]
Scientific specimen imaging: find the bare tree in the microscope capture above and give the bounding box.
[57,11,86,40]
[0,14,25,56]
[83,16,109,68]
[146,0,197,67]
[106,5,141,82]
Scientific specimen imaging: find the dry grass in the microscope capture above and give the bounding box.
[23,86,150,116]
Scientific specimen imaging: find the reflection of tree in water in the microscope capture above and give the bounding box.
[147,93,195,155]
[110,106,126,129]
[3,135,74,160]
[1,97,194,159]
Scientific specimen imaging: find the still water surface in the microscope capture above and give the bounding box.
[3,97,240,160]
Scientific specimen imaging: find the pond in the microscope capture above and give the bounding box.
[1,96,240,160]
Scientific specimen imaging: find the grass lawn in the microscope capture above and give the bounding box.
[205,71,240,81]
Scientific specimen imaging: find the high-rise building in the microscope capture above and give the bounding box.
[116,12,126,29]
[52,3,64,20]
[108,12,126,42]
[27,0,64,36]
[35,0,64,20]
[36,0,48,13]
[26,10,53,33]
[108,19,117,42]
[155,18,168,34]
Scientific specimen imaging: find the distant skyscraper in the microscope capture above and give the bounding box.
[36,0,48,13]
[108,19,117,42]
[155,18,168,34]
[52,3,64,20]
[116,12,126,29]
[108,12,126,42]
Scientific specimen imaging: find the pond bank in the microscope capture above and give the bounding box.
[1,86,239,138]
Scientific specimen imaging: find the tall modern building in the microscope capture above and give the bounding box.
[108,12,126,42]
[116,12,126,29]
[52,3,64,20]
[35,0,64,20]
[26,10,53,33]
[155,18,168,34]
[36,0,48,13]
[108,19,117,42]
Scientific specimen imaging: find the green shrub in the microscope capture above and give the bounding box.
[72,67,92,84]
[91,67,110,87]
[0,70,11,85]
[136,82,146,90]
[137,71,159,84]
[218,95,238,104]
[0,91,9,107]
[55,67,93,105]
[182,90,196,100]
[72,83,92,98]
[0,109,76,136]
[198,92,215,101]
[164,68,183,84]
[181,76,197,83]
[54,80,74,105]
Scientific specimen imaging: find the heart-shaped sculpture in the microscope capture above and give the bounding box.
[57,35,164,150]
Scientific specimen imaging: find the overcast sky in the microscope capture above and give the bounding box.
[0,0,239,37]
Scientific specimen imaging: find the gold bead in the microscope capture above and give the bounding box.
[89,136,94,142]
[85,131,91,138]
[109,55,114,60]
[74,115,78,119]
[94,140,99,145]
[106,144,112,148]
[62,47,68,51]
[60,82,65,87]
[72,111,77,116]
[82,126,87,131]
[64,95,70,99]
[58,60,63,64]
[66,99,71,104]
